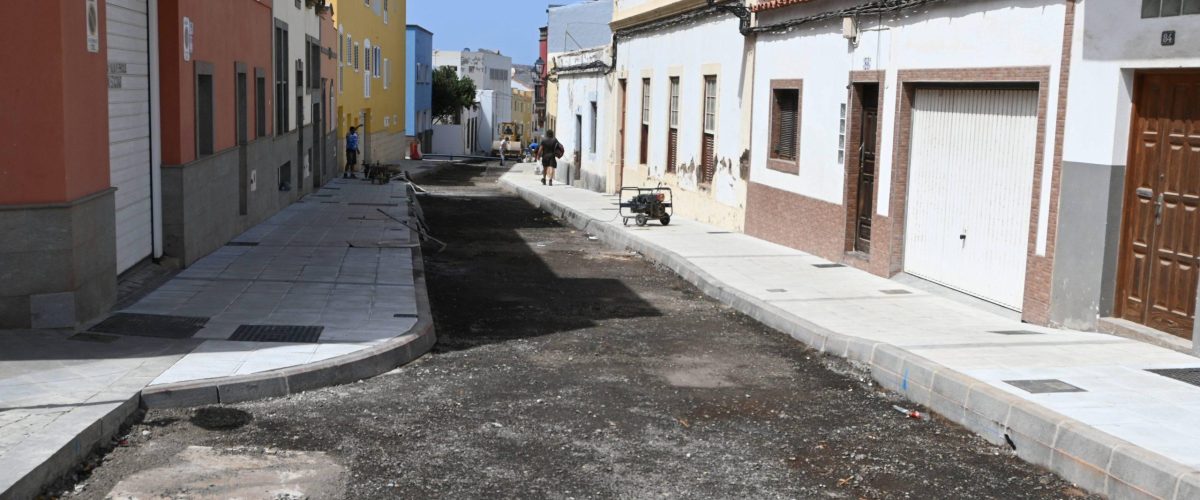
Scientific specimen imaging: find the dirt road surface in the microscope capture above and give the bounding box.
[53,163,1096,499]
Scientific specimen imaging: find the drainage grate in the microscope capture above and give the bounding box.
[68,332,120,343]
[313,194,333,198]
[393,313,419,318]
[1147,368,1200,387]
[229,324,323,343]
[348,239,418,248]
[990,329,1044,336]
[767,289,787,293]
[1005,379,1086,394]
[813,263,845,268]
[880,289,912,295]
[322,187,341,190]
[88,313,209,339]
[708,231,731,234]
[226,241,259,247]
[349,203,399,207]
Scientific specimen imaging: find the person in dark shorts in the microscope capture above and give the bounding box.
[344,126,360,179]
[535,130,564,186]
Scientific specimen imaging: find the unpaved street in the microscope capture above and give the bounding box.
[58,163,1095,499]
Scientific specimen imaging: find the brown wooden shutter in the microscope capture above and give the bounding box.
[667,128,678,173]
[702,133,715,183]
[777,91,798,161]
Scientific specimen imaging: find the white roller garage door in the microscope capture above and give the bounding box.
[903,88,1039,310]
[107,0,153,274]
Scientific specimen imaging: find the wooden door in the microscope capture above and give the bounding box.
[854,84,879,253]
[618,79,627,188]
[1117,73,1200,338]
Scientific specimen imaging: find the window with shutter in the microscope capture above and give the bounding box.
[640,78,650,165]
[667,77,679,173]
[700,75,717,183]
[767,80,802,174]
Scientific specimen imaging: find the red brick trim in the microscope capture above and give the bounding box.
[885,66,1052,319]
[766,79,803,174]
[1023,0,1076,324]
[843,71,886,261]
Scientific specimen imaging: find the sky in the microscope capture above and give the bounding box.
[407,0,554,65]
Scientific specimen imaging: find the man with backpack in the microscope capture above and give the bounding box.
[535,130,564,186]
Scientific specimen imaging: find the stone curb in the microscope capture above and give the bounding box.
[500,174,1198,500]
[3,180,438,500]
[141,200,436,409]
[0,395,141,500]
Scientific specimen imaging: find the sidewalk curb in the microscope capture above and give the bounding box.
[500,174,1197,500]
[141,198,437,409]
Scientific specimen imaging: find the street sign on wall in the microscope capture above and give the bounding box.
[86,0,99,53]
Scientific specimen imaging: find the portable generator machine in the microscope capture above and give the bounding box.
[619,187,673,226]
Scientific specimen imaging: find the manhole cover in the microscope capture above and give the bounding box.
[229,325,323,343]
[393,313,418,318]
[813,263,845,268]
[68,332,120,343]
[990,329,1043,335]
[1147,368,1200,387]
[708,231,731,234]
[89,313,209,339]
[226,241,259,247]
[1004,379,1085,394]
[349,202,399,207]
[322,187,341,190]
[312,194,333,198]
[880,289,912,295]
[347,240,417,248]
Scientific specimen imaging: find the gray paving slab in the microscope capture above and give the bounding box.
[499,162,1200,500]
[2,168,439,499]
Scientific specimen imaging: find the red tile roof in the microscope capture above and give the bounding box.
[750,0,816,13]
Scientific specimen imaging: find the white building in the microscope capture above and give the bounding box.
[552,46,611,192]
[433,49,512,154]
[608,1,754,230]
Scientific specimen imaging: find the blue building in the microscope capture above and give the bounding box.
[406,25,434,152]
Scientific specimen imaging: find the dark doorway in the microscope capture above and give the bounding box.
[1116,72,1200,339]
[618,78,627,189]
[236,66,248,215]
[847,82,879,255]
[575,113,583,183]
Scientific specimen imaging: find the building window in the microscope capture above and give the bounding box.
[640,78,650,165]
[353,42,360,71]
[364,39,371,73]
[838,103,847,165]
[667,77,679,173]
[306,40,320,90]
[195,64,214,157]
[374,47,381,78]
[1142,0,1200,17]
[255,69,266,138]
[383,59,390,89]
[769,88,800,162]
[590,101,598,153]
[700,75,717,183]
[274,22,289,134]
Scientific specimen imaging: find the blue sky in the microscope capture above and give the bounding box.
[407,0,553,65]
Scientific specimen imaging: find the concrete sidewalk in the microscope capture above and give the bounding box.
[0,170,436,499]
[501,163,1200,500]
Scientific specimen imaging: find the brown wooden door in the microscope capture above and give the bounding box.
[854,85,879,254]
[1117,72,1200,338]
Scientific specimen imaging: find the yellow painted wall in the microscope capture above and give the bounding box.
[511,88,533,146]
[332,0,406,162]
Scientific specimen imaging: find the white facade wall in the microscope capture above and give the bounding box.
[273,2,322,129]
[751,0,1067,253]
[615,14,748,207]
[555,72,609,191]
[433,50,461,74]
[473,90,512,154]
[1062,0,1200,167]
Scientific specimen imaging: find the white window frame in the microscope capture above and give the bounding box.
[374,47,381,78]
[383,58,390,89]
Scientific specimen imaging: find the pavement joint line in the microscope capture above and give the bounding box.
[765,294,926,303]
[904,340,1133,350]
[498,164,1199,499]
[171,276,416,287]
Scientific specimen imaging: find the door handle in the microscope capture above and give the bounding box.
[1156,193,1164,225]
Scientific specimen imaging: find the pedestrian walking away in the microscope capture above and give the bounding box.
[535,130,564,186]
[500,136,510,166]
[344,126,361,179]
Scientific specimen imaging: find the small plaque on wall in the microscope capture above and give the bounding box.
[86,0,99,53]
[1162,31,1176,46]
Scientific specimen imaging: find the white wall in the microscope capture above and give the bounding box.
[752,0,1067,252]
[273,2,322,129]
[1062,0,1200,168]
[555,72,609,190]
[614,14,748,206]
[433,50,461,74]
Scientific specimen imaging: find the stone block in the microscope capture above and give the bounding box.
[141,384,220,409]
[218,376,290,404]
[1107,445,1189,500]
[1175,472,1200,500]
[30,292,76,329]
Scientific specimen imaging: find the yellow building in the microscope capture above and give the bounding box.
[511,81,534,147]
[333,0,406,165]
